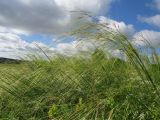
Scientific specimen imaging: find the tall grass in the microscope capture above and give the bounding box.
[0,19,160,120]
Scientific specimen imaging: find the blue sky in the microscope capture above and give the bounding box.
[0,0,160,59]
[108,0,160,31]
[21,34,54,46]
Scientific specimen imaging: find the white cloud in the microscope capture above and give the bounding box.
[138,14,160,28]
[0,32,55,59]
[54,0,112,14]
[0,31,127,59]
[139,0,160,28]
[108,49,125,60]
[2,19,157,60]
[0,0,114,35]
[0,26,29,35]
[55,40,97,55]
[53,38,126,59]
[133,30,160,47]
[98,16,135,37]
[0,30,104,59]
[0,0,116,58]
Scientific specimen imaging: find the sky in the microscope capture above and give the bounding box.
[0,0,160,59]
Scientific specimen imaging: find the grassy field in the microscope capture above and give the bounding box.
[1,23,160,120]
[0,49,160,120]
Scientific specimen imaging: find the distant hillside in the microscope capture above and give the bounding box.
[0,57,21,64]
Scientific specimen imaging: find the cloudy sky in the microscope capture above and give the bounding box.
[0,0,160,59]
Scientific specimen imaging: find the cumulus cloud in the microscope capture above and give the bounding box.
[98,16,135,37]
[138,14,160,28]
[136,0,160,47]
[54,40,126,59]
[0,26,29,35]
[0,32,55,59]
[0,0,114,35]
[0,0,117,58]
[54,0,110,14]
[0,16,149,60]
[0,14,136,59]
[55,40,98,55]
[133,30,160,47]
[140,0,160,28]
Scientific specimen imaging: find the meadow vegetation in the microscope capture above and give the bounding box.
[0,21,160,120]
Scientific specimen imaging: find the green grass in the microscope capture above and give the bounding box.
[0,50,160,120]
[1,21,160,119]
